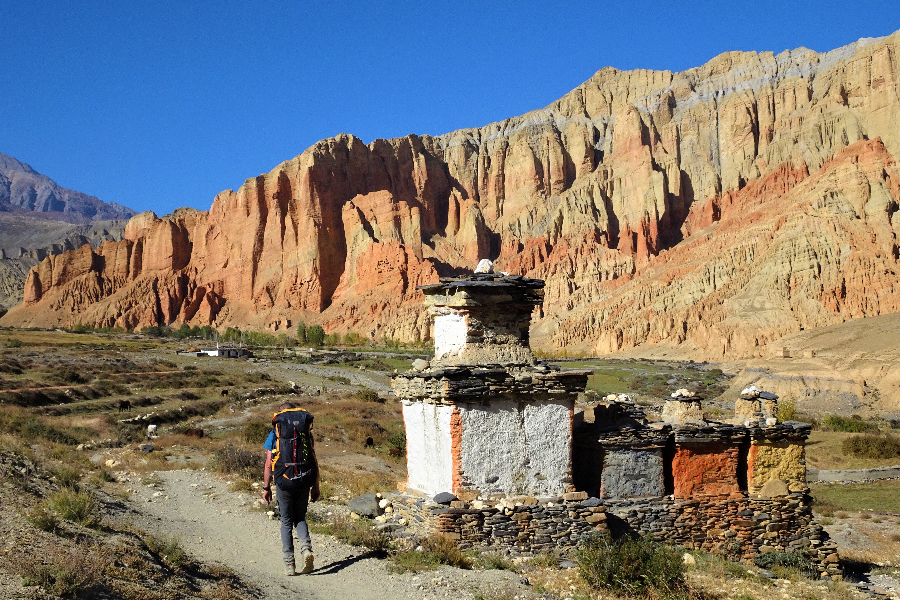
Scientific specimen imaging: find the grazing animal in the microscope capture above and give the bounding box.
[183,428,204,438]
[220,389,229,397]
[118,399,131,413]
[364,436,374,448]
[146,424,158,438]
[388,447,402,457]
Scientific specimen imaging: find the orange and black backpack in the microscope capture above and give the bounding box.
[271,407,316,486]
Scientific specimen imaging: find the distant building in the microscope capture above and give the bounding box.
[178,343,252,358]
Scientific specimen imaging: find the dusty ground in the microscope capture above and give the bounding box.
[118,468,533,600]
[622,312,900,419]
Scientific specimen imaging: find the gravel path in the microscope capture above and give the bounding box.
[123,469,528,600]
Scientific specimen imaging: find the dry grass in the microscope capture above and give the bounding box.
[390,534,472,573]
[310,513,390,553]
[6,540,110,598]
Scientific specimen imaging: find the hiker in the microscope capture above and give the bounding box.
[262,402,320,576]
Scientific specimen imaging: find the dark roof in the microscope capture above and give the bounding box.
[417,273,544,293]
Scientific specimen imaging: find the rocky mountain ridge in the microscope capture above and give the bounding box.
[0,152,135,223]
[3,32,899,360]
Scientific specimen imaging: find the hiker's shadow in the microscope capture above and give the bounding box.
[312,551,385,575]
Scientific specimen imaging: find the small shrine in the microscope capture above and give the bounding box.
[392,263,589,499]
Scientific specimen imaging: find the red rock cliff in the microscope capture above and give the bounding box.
[4,32,900,358]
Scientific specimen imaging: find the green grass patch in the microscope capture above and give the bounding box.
[377,357,414,371]
[552,358,731,400]
[48,489,100,528]
[811,480,900,514]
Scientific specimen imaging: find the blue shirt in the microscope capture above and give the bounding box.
[264,430,276,452]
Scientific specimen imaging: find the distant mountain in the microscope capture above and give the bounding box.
[0,152,135,223]
[0,152,134,308]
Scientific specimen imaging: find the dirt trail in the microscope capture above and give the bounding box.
[123,469,526,600]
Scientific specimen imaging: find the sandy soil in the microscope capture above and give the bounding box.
[120,468,531,600]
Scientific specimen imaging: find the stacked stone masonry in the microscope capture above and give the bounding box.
[393,272,839,579]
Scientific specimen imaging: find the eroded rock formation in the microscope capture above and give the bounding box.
[4,32,900,358]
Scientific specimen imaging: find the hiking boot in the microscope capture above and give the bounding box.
[283,562,296,576]
[300,549,314,574]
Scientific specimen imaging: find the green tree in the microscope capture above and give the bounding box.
[307,325,325,347]
[297,321,307,344]
[344,332,366,346]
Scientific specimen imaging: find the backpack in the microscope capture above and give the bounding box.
[271,407,315,486]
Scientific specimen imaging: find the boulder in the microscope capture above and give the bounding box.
[348,493,382,518]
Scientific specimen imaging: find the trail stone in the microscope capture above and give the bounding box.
[433,492,458,505]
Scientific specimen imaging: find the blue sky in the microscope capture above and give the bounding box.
[2,1,898,216]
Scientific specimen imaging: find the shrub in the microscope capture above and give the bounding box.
[115,422,146,445]
[48,489,100,528]
[387,432,406,455]
[211,445,261,478]
[241,422,273,444]
[142,532,188,567]
[753,550,817,578]
[26,504,59,532]
[777,399,798,422]
[841,433,900,459]
[6,338,23,348]
[51,465,81,488]
[96,470,116,483]
[823,415,876,433]
[529,552,560,569]
[577,533,687,600]
[354,388,382,403]
[472,551,515,570]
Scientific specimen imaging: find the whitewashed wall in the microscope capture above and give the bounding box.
[402,400,454,496]
[459,399,572,497]
[432,313,466,362]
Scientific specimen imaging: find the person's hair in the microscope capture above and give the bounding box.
[279,402,293,410]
